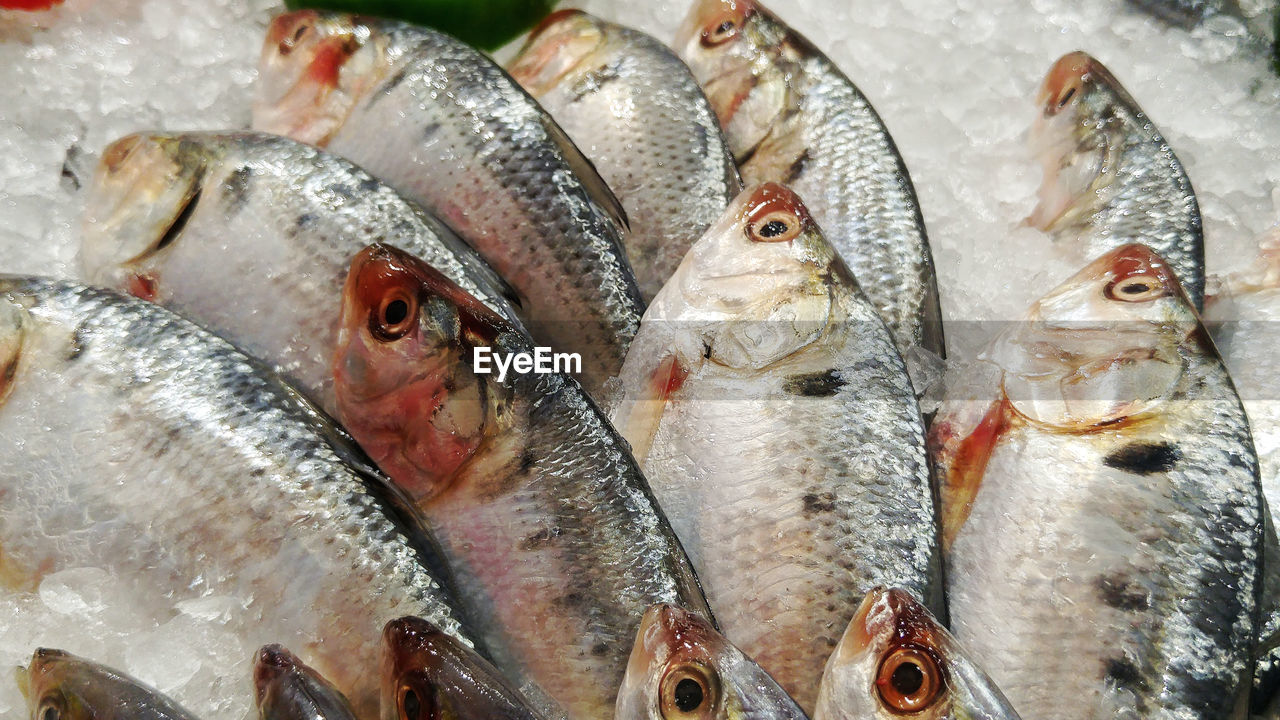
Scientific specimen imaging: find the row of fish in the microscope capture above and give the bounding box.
[1,0,1270,719]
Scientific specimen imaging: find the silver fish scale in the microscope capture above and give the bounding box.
[1052,82,1205,308]
[320,23,644,396]
[778,52,945,363]
[947,353,1260,719]
[0,278,474,719]
[520,20,742,301]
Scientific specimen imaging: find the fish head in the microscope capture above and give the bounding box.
[815,588,1021,720]
[507,10,609,96]
[21,649,124,720]
[254,644,356,720]
[675,0,790,157]
[647,182,836,370]
[334,243,512,503]
[992,243,1197,429]
[1027,51,1128,231]
[254,11,389,146]
[616,604,806,720]
[79,133,210,301]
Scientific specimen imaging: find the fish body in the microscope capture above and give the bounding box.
[0,278,473,719]
[253,11,644,397]
[508,10,742,301]
[79,130,520,415]
[929,245,1261,719]
[332,244,711,720]
[1029,51,1205,308]
[20,649,200,720]
[611,183,942,713]
[254,645,358,720]
[380,617,551,720]
[674,0,944,369]
[814,588,1022,720]
[615,604,809,720]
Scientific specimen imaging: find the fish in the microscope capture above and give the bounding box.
[331,243,712,720]
[254,645,358,720]
[507,9,742,302]
[79,130,521,415]
[928,244,1261,719]
[673,0,944,375]
[1028,51,1205,309]
[0,277,475,719]
[380,616,550,720]
[610,182,942,713]
[18,648,201,720]
[616,604,808,720]
[813,588,1022,720]
[253,10,644,398]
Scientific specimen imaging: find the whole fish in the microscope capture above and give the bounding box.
[929,244,1261,719]
[79,130,520,414]
[507,10,742,302]
[253,10,644,397]
[0,278,473,720]
[813,588,1022,720]
[611,182,942,713]
[380,616,550,720]
[18,648,201,720]
[674,0,944,371]
[1028,51,1205,309]
[254,645,357,720]
[615,604,809,720]
[332,243,711,720]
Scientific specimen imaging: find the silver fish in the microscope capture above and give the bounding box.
[331,243,712,720]
[674,0,945,371]
[252,10,644,397]
[615,604,809,720]
[508,10,742,302]
[814,588,1022,720]
[929,244,1261,719]
[0,278,473,719]
[611,183,942,713]
[79,130,520,415]
[254,645,358,720]
[19,648,201,720]
[1028,51,1205,309]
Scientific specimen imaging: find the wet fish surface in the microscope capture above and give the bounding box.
[0,278,473,719]
[508,9,742,302]
[332,243,711,720]
[19,648,202,720]
[611,183,942,713]
[814,587,1022,720]
[929,245,1261,719]
[254,645,358,720]
[674,0,944,370]
[615,604,809,720]
[79,130,520,414]
[253,11,644,397]
[1028,51,1205,308]
[381,616,552,720]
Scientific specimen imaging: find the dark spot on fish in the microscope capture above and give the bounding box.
[221,166,252,211]
[329,183,355,200]
[1104,657,1150,696]
[1095,573,1149,611]
[518,449,536,474]
[358,177,380,194]
[521,526,562,550]
[782,150,810,185]
[65,322,88,361]
[802,492,836,516]
[295,212,317,230]
[1102,442,1180,475]
[421,122,441,140]
[590,642,610,657]
[60,144,83,193]
[783,369,844,397]
[378,67,411,98]
[572,65,620,100]
[249,467,266,478]
[702,342,712,359]
[558,591,588,609]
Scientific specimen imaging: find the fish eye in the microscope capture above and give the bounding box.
[660,662,718,719]
[399,685,426,720]
[38,699,61,720]
[701,15,741,46]
[748,210,802,243]
[1046,77,1085,116]
[1105,273,1166,303]
[372,290,417,341]
[875,646,943,713]
[279,24,309,55]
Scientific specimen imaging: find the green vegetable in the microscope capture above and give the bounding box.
[283,0,557,50]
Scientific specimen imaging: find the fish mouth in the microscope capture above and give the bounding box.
[253,644,300,697]
[507,9,605,96]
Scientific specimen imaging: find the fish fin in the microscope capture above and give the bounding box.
[541,115,631,235]
[929,397,1011,552]
[613,352,689,465]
